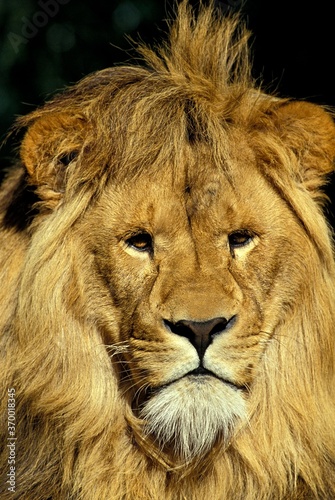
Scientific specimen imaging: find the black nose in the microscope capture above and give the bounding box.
[164,317,229,359]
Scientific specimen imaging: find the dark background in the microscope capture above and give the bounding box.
[0,0,334,226]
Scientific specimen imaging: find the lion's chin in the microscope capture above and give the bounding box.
[139,375,246,462]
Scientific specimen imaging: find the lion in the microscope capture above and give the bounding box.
[1,1,335,499]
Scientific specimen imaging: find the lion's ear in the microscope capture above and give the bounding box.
[272,101,335,194]
[19,112,86,202]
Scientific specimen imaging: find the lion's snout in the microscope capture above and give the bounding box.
[163,316,234,359]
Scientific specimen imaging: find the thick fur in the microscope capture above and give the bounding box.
[1,2,335,499]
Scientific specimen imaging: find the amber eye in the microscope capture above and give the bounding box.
[228,230,253,249]
[126,232,153,252]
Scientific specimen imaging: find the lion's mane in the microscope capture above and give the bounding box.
[1,2,335,499]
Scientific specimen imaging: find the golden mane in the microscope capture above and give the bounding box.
[1,1,335,499]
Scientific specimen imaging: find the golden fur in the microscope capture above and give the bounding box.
[1,2,335,498]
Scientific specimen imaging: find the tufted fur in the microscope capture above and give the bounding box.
[1,2,335,499]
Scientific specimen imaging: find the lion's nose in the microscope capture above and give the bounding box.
[164,317,230,359]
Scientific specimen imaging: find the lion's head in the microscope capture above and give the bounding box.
[1,2,335,499]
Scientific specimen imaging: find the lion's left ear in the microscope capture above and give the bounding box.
[272,101,335,195]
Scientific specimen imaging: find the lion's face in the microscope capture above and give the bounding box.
[77,136,308,461]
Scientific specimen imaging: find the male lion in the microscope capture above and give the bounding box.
[1,2,335,499]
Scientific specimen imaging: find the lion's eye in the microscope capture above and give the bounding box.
[228,230,253,249]
[126,232,153,252]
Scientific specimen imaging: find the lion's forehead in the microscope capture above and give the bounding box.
[105,174,227,239]
[102,152,276,239]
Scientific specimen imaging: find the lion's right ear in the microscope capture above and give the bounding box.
[19,112,86,204]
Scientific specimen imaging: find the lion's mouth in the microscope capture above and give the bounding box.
[144,366,246,401]
[187,367,247,391]
[131,365,247,416]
